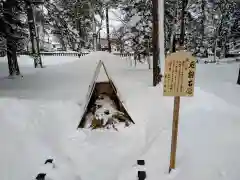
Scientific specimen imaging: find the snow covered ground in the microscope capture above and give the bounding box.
[0,52,240,180]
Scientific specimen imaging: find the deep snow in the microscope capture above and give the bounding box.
[0,52,240,180]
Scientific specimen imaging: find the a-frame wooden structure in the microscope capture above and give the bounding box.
[78,60,134,128]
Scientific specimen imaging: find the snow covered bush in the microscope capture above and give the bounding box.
[84,93,132,131]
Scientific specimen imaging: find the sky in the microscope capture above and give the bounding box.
[99,8,142,39]
[42,3,122,39]
[97,8,123,38]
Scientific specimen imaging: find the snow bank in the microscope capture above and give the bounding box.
[174,87,240,180]
[116,59,240,180]
[0,55,80,78]
[63,126,144,180]
[0,55,91,101]
[0,55,79,67]
[0,52,240,180]
[137,85,240,180]
[0,52,146,180]
[0,98,145,180]
[196,63,240,107]
[60,53,240,180]
[0,98,80,180]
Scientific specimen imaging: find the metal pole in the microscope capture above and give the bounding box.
[180,0,188,46]
[158,0,165,73]
[106,6,111,53]
[152,0,161,86]
[170,0,179,53]
[237,65,240,85]
[26,1,43,68]
[88,2,97,51]
[88,1,97,51]
[34,6,43,67]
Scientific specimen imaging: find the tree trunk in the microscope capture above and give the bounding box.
[159,0,165,70]
[222,36,227,58]
[88,2,97,51]
[3,0,21,76]
[214,17,223,64]
[170,0,178,53]
[223,28,231,58]
[201,0,205,45]
[26,2,42,68]
[171,35,177,53]
[106,6,111,53]
[7,40,20,76]
[147,39,151,69]
[152,0,160,86]
[120,40,124,55]
[59,35,66,51]
[98,31,101,44]
[214,38,218,63]
[27,6,35,51]
[180,0,187,46]
[134,52,137,66]
[224,40,229,58]
[237,66,240,85]
[77,20,82,51]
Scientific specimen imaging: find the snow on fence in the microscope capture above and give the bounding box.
[113,52,134,57]
[17,51,89,57]
[113,52,153,57]
[198,56,240,64]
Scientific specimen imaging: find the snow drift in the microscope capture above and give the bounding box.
[0,52,146,180]
[0,52,239,180]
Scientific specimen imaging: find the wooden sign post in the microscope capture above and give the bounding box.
[163,50,196,173]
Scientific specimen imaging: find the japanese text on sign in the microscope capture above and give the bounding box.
[163,51,196,97]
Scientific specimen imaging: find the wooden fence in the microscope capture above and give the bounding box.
[12,51,148,58]
[113,52,153,57]
[17,52,89,57]
[9,51,240,64]
[113,52,134,57]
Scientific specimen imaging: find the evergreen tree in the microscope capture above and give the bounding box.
[0,0,27,76]
[117,0,240,58]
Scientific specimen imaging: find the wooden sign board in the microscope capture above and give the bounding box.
[163,51,196,97]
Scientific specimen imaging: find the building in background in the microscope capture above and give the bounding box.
[99,38,118,51]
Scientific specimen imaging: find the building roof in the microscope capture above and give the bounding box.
[99,38,118,47]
